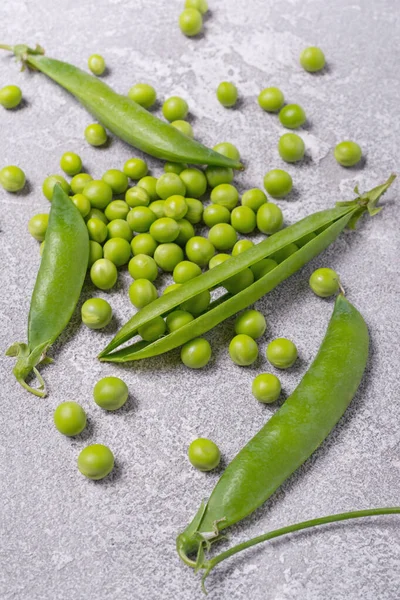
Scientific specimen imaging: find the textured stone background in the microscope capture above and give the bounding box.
[1,1,399,599]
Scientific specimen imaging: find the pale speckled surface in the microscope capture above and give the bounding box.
[1,1,400,599]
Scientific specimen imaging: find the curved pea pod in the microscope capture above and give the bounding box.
[6,185,89,397]
[0,44,241,169]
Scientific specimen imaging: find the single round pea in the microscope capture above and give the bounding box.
[250,258,278,280]
[264,169,293,198]
[300,46,326,72]
[180,289,210,315]
[171,119,194,137]
[86,207,108,225]
[334,141,362,167]
[252,373,281,403]
[131,233,158,257]
[156,173,186,199]
[258,87,285,112]
[175,219,195,246]
[70,173,93,195]
[309,267,339,297]
[232,239,254,256]
[296,231,316,248]
[83,180,113,210]
[257,203,283,234]
[185,198,204,224]
[123,158,148,180]
[71,193,91,217]
[173,260,202,283]
[166,310,194,332]
[90,258,118,290]
[28,213,48,242]
[181,338,211,369]
[102,169,129,194]
[42,174,70,200]
[279,104,306,129]
[137,175,159,201]
[185,236,215,266]
[78,444,114,480]
[128,83,156,108]
[205,166,233,188]
[179,168,207,198]
[107,219,133,241]
[203,204,230,227]
[0,84,22,109]
[179,8,203,36]
[278,133,305,163]
[153,243,184,271]
[81,298,112,329]
[163,283,182,295]
[229,334,258,366]
[104,200,129,221]
[234,309,266,339]
[164,162,188,175]
[84,123,107,146]
[209,253,230,269]
[129,278,158,307]
[60,151,82,176]
[128,254,158,281]
[149,200,166,219]
[88,241,103,268]
[162,96,189,122]
[127,206,157,233]
[241,188,268,212]
[208,223,237,251]
[212,142,240,161]
[125,186,150,208]
[224,268,254,295]
[267,338,298,369]
[87,218,108,243]
[138,316,166,342]
[54,402,87,436]
[164,196,188,221]
[188,437,220,471]
[211,183,239,211]
[93,376,128,411]
[150,217,180,243]
[216,81,238,108]
[88,54,106,76]
[271,242,298,264]
[231,206,257,234]
[185,0,208,14]
[103,237,131,267]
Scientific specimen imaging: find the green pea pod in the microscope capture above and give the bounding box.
[0,44,242,170]
[6,185,89,397]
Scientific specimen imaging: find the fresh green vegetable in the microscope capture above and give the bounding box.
[0,84,22,108]
[87,208,108,225]
[137,175,159,201]
[125,186,150,208]
[258,87,284,112]
[264,169,293,198]
[232,239,254,256]
[81,298,112,329]
[127,83,156,108]
[171,120,194,138]
[150,217,180,243]
[54,402,87,436]
[229,334,258,366]
[60,151,82,176]
[166,310,194,332]
[93,376,128,410]
[234,309,266,339]
[138,316,166,341]
[224,268,254,295]
[185,198,204,224]
[162,96,189,122]
[131,233,158,257]
[241,188,267,211]
[28,214,49,242]
[173,261,202,283]
[83,179,112,209]
[129,254,158,281]
[267,337,298,368]
[176,219,195,246]
[209,254,230,269]
[88,54,106,76]
[252,373,281,403]
[188,438,220,471]
[102,169,129,194]
[156,173,186,199]
[180,290,210,315]
[179,168,207,198]
[129,279,158,308]
[149,200,166,219]
[279,104,306,129]
[186,236,215,267]
[87,218,108,243]
[70,172,93,194]
[88,241,103,268]
[103,237,131,267]
[203,204,231,227]
[104,200,130,221]
[205,166,234,188]
[256,202,283,234]
[271,242,298,264]
[42,174,70,200]
[211,183,239,210]
[154,243,184,271]
[77,444,114,480]
[164,162,188,175]
[127,206,157,233]
[84,123,107,146]
[164,196,188,220]
[230,206,256,234]
[300,46,326,72]
[181,338,212,369]
[179,8,203,37]
[90,258,118,290]
[184,0,208,14]
[212,142,240,161]
[208,223,237,251]
[71,194,91,217]
[278,133,305,163]
[107,219,132,241]
[123,157,148,180]
[334,141,362,167]
[309,267,339,297]
[250,258,277,280]
[216,82,238,108]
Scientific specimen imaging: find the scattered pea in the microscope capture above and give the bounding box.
[70,172,93,195]
[84,123,108,146]
[185,197,204,224]
[72,193,91,217]
[212,142,240,161]
[278,133,305,163]
[334,141,362,167]
[166,310,194,332]
[184,0,208,14]
[181,338,212,369]
[88,241,103,268]
[309,267,340,297]
[156,172,186,199]
[216,81,238,108]
[128,83,156,108]
[88,54,106,76]
[179,8,203,37]
[93,377,128,411]
[102,169,128,194]
[54,402,87,436]
[252,373,281,403]
[137,175,159,201]
[188,438,220,471]
[0,84,22,109]
[150,217,180,243]
[87,218,108,243]
[208,223,237,251]
[107,218,133,241]
[175,218,195,246]
[258,86,285,112]
[129,279,158,308]
[81,298,112,329]
[83,180,113,210]
[138,316,167,341]
[229,334,259,366]
[28,214,49,242]
[241,188,268,212]
[164,162,188,175]
[234,310,266,339]
[279,104,306,129]
[153,242,184,271]
[179,168,207,198]
[125,186,150,208]
[300,46,326,72]
[185,236,215,266]
[203,204,231,227]
[256,203,283,234]
[205,166,234,188]
[171,119,194,137]
[123,158,148,180]
[267,338,298,368]
[90,258,118,290]
[230,205,257,234]
[42,174,70,200]
[210,183,239,210]
[103,237,132,267]
[60,151,82,176]
[104,200,130,221]
[131,233,158,257]
[162,96,189,122]
[128,254,158,281]
[173,260,202,283]
[232,239,254,256]
[77,444,114,480]
[264,169,293,198]
[127,206,157,233]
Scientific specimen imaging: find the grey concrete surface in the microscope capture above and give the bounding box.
[1,1,400,599]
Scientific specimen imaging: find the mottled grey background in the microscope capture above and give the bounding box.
[1,0,399,599]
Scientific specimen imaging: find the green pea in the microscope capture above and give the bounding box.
[250,258,278,280]
[162,96,189,122]
[203,204,230,227]
[164,162,188,175]
[258,87,285,112]
[42,174,70,200]
[224,268,254,295]
[230,206,257,234]
[88,241,103,268]
[87,218,108,243]
[54,402,87,436]
[257,203,283,234]
[209,253,230,269]
[175,219,195,246]
[127,83,156,108]
[93,376,128,411]
[234,309,266,339]
[279,104,306,129]
[163,283,182,295]
[173,260,202,283]
[171,119,194,137]
[241,188,268,212]
[334,141,362,167]
[125,186,150,208]
[84,123,107,146]
[211,183,239,211]
[129,278,158,307]
[153,243,184,271]
[102,169,129,194]
[205,166,234,188]
[70,172,93,194]
[180,289,210,315]
[232,239,254,256]
[128,254,158,281]
[252,373,281,403]
[264,169,293,198]
[164,196,188,220]
[28,213,49,242]
[267,338,298,368]
[107,218,133,241]
[185,236,215,267]
[296,231,316,248]
[127,206,157,233]
[278,133,305,163]
[81,298,112,329]
[181,338,212,368]
[166,310,194,332]
[229,334,259,366]
[123,158,148,181]
[216,81,238,108]
[90,258,118,290]
[0,84,22,109]
[78,444,114,480]
[184,0,208,14]
[88,54,106,76]
[309,267,339,297]
[138,316,166,342]
[212,142,240,161]
[131,233,158,257]
[83,180,113,210]
[71,193,91,217]
[149,199,166,219]
[271,242,298,264]
[188,437,220,471]
[156,173,186,199]
[208,223,237,251]
[179,168,207,198]
[103,237,131,267]
[86,207,108,225]
[150,217,180,243]
[104,200,129,221]
[60,151,82,176]
[179,8,203,36]
[137,175,159,201]
[300,46,326,72]
[185,197,204,224]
